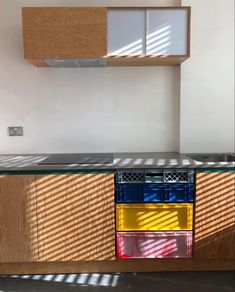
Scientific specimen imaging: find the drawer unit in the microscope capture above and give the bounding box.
[116,203,193,231]
[116,183,194,203]
[116,231,193,259]
[115,169,195,260]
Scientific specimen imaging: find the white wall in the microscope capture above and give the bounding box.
[0,0,181,154]
[180,0,235,153]
[1,0,233,154]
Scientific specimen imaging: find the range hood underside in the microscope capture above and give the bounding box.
[44,58,107,68]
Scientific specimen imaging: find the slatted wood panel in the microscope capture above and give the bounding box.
[22,8,107,59]
[35,174,115,261]
[194,171,235,259]
[0,175,38,262]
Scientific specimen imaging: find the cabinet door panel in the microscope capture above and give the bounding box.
[23,8,107,59]
[146,9,188,56]
[194,171,235,259]
[108,9,145,56]
[0,175,38,262]
[35,174,115,261]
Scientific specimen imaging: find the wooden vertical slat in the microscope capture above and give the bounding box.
[35,174,115,261]
[0,175,38,262]
[194,171,235,259]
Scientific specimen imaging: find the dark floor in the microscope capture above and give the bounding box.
[0,271,235,292]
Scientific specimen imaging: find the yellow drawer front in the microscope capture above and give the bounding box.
[116,203,193,231]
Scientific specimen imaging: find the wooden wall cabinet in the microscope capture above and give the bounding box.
[22,7,191,67]
[22,8,107,67]
[0,173,115,263]
[194,170,235,259]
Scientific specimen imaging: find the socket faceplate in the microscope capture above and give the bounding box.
[8,127,23,136]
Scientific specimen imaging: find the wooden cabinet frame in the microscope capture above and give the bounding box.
[22,6,191,67]
[0,173,115,263]
[1,168,234,274]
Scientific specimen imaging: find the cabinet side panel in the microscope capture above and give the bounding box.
[0,175,38,262]
[22,8,107,59]
[35,174,115,261]
[194,172,235,259]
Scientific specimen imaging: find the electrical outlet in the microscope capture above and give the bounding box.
[8,127,23,136]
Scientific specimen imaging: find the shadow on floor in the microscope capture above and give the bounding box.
[0,271,235,292]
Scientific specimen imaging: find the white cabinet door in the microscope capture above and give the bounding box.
[146,9,188,56]
[108,9,146,56]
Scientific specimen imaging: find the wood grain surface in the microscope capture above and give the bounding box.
[107,56,188,66]
[26,56,188,67]
[0,175,38,262]
[0,174,115,263]
[0,259,234,275]
[27,59,50,67]
[35,174,115,261]
[194,171,235,259]
[22,7,190,66]
[22,8,107,59]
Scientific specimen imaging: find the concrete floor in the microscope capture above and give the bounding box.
[0,271,235,292]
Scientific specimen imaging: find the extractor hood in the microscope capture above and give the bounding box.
[44,58,107,68]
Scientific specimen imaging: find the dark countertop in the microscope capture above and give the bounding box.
[0,152,234,173]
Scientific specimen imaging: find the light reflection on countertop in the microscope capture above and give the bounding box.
[0,152,234,171]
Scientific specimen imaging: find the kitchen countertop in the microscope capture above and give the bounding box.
[0,153,234,173]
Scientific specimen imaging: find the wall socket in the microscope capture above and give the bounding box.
[8,127,23,136]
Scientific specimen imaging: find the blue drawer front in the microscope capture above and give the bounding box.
[116,183,194,203]
[116,184,144,203]
[143,184,166,202]
[166,184,194,202]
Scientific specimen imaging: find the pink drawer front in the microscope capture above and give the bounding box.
[116,231,192,259]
